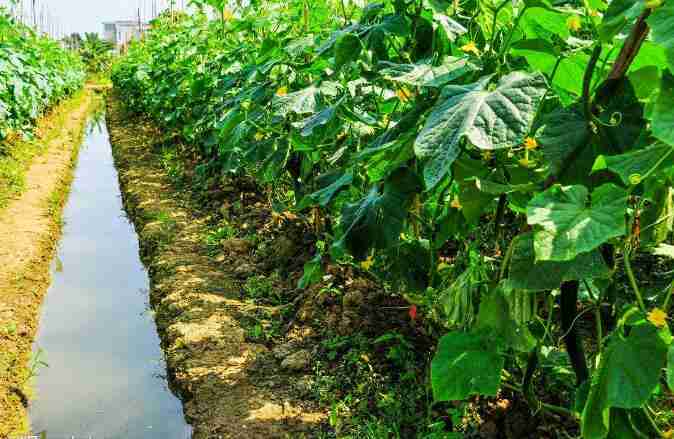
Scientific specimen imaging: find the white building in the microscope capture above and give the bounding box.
[103,21,151,47]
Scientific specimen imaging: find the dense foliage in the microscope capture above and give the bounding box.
[78,33,115,74]
[0,9,86,142]
[113,0,674,436]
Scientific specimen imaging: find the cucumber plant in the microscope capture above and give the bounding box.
[0,8,85,142]
[112,0,674,436]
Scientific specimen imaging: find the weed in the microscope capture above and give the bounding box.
[243,273,282,305]
[205,222,237,253]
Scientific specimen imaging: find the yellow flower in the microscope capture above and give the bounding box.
[396,87,413,102]
[451,197,462,210]
[481,150,493,161]
[254,132,264,141]
[276,86,288,96]
[461,41,481,56]
[567,15,582,32]
[360,254,375,270]
[647,308,668,328]
[524,137,538,150]
[222,8,234,21]
[646,0,663,9]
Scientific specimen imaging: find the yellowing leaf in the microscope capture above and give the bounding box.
[648,308,668,328]
[361,254,375,270]
[646,0,663,9]
[519,157,532,168]
[461,41,480,56]
[276,86,288,96]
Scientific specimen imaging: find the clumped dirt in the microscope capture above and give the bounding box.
[106,96,325,438]
[0,89,98,437]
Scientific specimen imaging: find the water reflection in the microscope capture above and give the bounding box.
[29,107,191,439]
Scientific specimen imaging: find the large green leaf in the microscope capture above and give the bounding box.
[476,288,536,352]
[537,106,590,177]
[520,7,569,40]
[592,143,674,185]
[581,324,667,439]
[379,57,478,88]
[297,171,353,210]
[594,77,645,154]
[652,73,674,147]
[507,232,610,291]
[415,72,547,188]
[293,104,339,137]
[432,12,467,42]
[527,184,628,261]
[431,330,504,401]
[598,0,645,42]
[335,168,420,260]
[272,85,320,117]
[334,32,362,71]
[648,1,674,54]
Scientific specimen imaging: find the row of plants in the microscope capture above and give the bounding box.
[0,8,86,143]
[112,0,674,437]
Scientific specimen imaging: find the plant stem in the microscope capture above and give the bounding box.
[624,247,646,311]
[498,6,528,59]
[663,281,674,311]
[489,0,510,52]
[501,382,578,419]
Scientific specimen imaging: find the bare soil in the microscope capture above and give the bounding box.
[0,88,98,437]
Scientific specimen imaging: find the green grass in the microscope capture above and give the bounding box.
[0,90,88,212]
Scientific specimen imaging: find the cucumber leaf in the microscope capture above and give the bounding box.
[431,330,504,401]
[527,184,628,261]
[415,72,547,188]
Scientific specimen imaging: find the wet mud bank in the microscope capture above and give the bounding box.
[106,94,324,439]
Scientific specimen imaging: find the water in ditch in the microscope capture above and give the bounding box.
[29,106,191,439]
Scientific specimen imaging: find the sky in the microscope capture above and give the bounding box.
[0,0,188,36]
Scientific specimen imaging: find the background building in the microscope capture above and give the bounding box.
[103,20,150,47]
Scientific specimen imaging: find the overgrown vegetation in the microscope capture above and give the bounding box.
[78,33,115,74]
[0,8,85,143]
[112,0,674,437]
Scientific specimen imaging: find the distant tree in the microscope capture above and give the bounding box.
[79,33,114,73]
[62,33,83,50]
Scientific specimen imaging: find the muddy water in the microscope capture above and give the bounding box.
[29,111,191,439]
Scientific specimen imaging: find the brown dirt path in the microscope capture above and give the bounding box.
[0,88,98,437]
[106,95,324,438]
